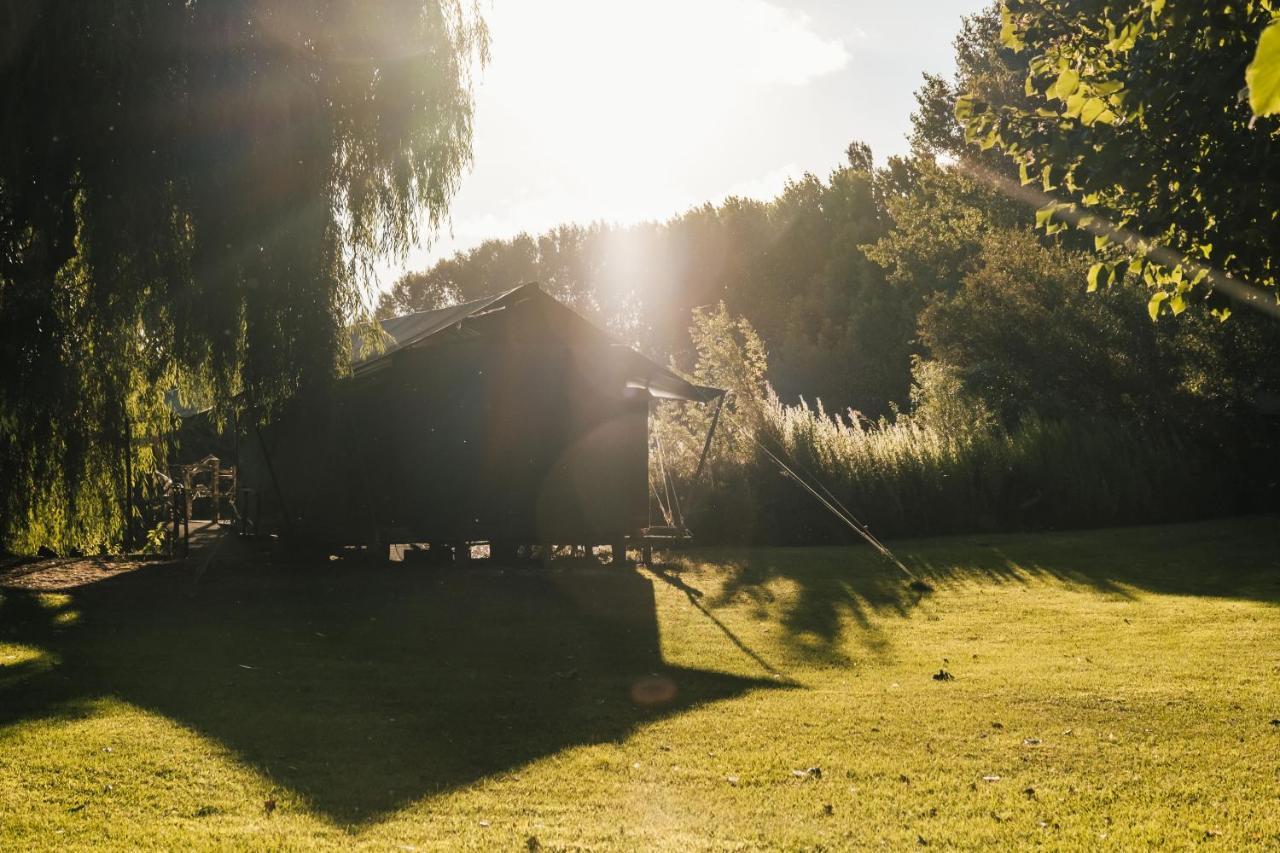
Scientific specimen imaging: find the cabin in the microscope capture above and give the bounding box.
[236,283,722,559]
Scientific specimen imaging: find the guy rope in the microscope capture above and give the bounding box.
[718,402,933,592]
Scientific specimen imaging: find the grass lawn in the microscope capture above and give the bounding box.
[2,516,1279,850]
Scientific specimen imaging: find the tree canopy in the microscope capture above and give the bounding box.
[957,1,1280,320]
[1,1,487,552]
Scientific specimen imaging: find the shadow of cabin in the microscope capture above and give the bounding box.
[0,544,778,826]
[235,283,721,554]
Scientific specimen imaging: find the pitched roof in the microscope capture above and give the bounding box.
[356,283,722,403]
[351,286,522,367]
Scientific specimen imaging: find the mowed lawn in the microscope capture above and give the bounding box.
[2,516,1278,850]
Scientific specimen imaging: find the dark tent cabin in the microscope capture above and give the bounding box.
[237,283,722,559]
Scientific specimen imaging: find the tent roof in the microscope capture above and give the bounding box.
[355,283,723,403]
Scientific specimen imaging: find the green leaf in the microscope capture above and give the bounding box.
[1035,203,1057,229]
[1000,6,1026,51]
[1080,98,1108,125]
[1094,233,1111,251]
[1106,22,1140,53]
[1147,291,1169,321]
[1246,21,1280,117]
[1087,262,1105,293]
[1053,69,1081,100]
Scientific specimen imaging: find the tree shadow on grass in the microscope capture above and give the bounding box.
[0,541,779,827]
[682,515,1280,660]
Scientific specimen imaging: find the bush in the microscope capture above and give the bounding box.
[655,308,1267,545]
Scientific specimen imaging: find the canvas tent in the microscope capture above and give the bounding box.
[237,283,721,554]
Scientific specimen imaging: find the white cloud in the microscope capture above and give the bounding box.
[489,1,850,98]
[466,0,850,226]
[722,162,804,202]
[372,0,997,294]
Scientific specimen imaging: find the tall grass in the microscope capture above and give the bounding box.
[656,307,1259,545]
[672,400,1243,545]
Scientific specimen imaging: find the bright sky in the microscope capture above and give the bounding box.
[378,0,989,291]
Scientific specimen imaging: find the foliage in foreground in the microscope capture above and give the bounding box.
[961,1,1280,318]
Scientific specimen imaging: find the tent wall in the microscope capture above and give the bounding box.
[239,333,649,546]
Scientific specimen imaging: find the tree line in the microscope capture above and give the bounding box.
[4,2,1278,553]
[380,6,1280,459]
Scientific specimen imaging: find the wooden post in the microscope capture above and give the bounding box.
[171,485,180,557]
[491,540,517,564]
[612,538,628,566]
[121,408,134,552]
[210,456,221,525]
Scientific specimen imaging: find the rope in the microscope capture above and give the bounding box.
[656,433,686,531]
[722,411,922,584]
[650,435,675,528]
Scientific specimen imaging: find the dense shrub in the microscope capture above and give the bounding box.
[656,307,1272,545]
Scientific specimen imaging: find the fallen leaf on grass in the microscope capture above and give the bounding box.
[478,820,491,828]
[725,775,740,786]
[1023,738,1042,746]
[991,722,1003,729]
[790,766,822,780]
[932,670,954,682]
[982,775,1001,783]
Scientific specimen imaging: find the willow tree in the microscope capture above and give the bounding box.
[0,1,488,553]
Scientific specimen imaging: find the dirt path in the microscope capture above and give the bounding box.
[0,521,226,591]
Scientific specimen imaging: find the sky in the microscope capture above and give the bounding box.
[376,0,990,292]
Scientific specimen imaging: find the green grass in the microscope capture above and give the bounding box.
[2,516,1279,849]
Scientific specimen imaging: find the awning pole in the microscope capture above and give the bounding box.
[691,392,727,485]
